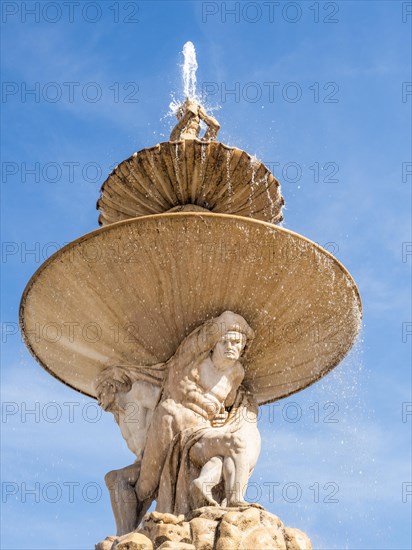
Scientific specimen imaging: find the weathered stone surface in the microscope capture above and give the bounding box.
[113,532,153,550]
[142,511,192,548]
[216,507,286,550]
[157,543,195,550]
[137,506,311,550]
[284,527,312,550]
[190,516,217,550]
[187,506,230,522]
[95,535,117,550]
[147,512,186,525]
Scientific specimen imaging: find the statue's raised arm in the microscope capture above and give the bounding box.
[170,98,220,141]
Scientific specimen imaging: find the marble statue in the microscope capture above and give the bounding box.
[94,311,260,536]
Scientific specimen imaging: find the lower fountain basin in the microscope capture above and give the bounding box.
[19,212,361,404]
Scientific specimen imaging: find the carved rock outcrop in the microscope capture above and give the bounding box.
[97,506,312,550]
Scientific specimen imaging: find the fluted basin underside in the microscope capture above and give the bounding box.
[20,213,361,404]
[97,140,284,226]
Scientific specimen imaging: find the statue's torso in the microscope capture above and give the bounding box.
[165,354,243,420]
[117,407,153,459]
[116,380,161,458]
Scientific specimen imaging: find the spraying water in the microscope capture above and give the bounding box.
[167,41,198,117]
[182,41,198,99]
[168,41,220,120]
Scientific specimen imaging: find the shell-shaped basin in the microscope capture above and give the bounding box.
[97,140,284,226]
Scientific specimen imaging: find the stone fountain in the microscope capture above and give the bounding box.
[19,43,361,550]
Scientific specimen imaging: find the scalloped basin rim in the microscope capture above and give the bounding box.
[97,141,284,226]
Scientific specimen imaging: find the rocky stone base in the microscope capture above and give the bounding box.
[96,505,312,550]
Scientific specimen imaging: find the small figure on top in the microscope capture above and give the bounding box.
[170,98,220,141]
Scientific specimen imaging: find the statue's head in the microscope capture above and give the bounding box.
[212,330,246,369]
[94,366,133,412]
[211,312,255,370]
[176,97,198,120]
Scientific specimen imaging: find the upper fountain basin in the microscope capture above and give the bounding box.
[97,140,284,226]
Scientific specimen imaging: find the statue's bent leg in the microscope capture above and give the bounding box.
[189,430,253,507]
[136,407,174,501]
[223,450,250,506]
[190,430,244,507]
[105,462,141,536]
[191,456,223,507]
[189,429,226,466]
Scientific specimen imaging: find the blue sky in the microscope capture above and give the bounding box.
[1,1,411,548]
